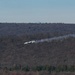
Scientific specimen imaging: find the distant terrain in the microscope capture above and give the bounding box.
[0,23,75,75]
[0,23,75,37]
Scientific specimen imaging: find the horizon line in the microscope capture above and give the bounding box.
[0,22,75,24]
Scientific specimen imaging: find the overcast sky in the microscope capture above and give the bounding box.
[0,0,75,23]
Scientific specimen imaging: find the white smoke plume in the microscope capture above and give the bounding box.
[24,34,75,45]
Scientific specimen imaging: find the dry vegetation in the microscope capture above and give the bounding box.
[1,70,75,75]
[0,23,75,75]
[0,34,75,67]
[0,34,75,75]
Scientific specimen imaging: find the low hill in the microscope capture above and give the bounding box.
[0,35,75,67]
[0,23,75,68]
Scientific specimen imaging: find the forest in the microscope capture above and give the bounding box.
[0,23,75,75]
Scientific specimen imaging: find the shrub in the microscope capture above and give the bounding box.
[69,65,75,72]
[13,64,21,71]
[22,65,30,72]
[48,66,56,73]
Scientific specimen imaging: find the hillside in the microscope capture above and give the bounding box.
[0,23,75,68]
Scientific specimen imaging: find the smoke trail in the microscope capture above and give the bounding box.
[24,34,75,45]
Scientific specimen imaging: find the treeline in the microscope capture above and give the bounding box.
[1,65,75,73]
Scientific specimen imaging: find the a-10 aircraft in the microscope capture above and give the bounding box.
[24,34,75,45]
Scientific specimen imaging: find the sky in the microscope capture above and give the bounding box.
[0,0,75,23]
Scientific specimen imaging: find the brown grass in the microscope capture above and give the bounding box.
[1,70,75,75]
